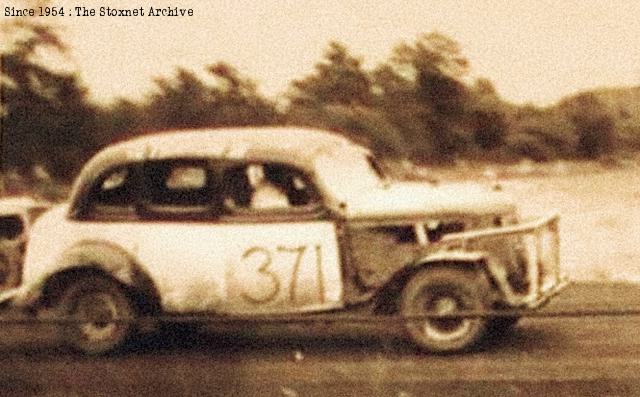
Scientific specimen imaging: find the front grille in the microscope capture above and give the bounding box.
[439,214,563,307]
[519,216,561,297]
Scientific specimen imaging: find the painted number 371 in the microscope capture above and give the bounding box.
[239,245,325,305]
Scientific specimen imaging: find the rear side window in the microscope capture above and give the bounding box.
[0,216,24,240]
[142,160,214,208]
[165,166,207,190]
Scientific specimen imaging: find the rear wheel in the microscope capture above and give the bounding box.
[400,267,490,353]
[57,276,135,355]
[0,253,11,287]
[0,249,21,289]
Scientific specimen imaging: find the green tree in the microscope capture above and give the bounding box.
[471,109,507,150]
[561,93,616,158]
[379,32,473,160]
[142,63,279,131]
[1,22,99,179]
[288,41,373,106]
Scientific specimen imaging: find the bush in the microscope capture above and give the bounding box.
[471,110,506,150]
[505,133,557,162]
[574,114,616,158]
[618,125,640,150]
[561,93,617,158]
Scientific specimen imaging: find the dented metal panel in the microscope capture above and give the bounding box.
[345,224,419,291]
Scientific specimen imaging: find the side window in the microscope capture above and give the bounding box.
[85,165,138,218]
[221,163,320,212]
[141,160,215,215]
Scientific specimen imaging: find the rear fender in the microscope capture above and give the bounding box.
[21,240,159,310]
[56,240,139,284]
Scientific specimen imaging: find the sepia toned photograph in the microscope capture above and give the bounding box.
[1,1,639,395]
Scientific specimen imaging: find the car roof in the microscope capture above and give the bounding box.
[84,126,368,172]
[69,126,371,203]
[110,126,363,158]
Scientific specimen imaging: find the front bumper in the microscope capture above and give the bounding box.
[526,275,569,309]
[440,213,568,308]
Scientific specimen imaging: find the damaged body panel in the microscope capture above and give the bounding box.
[11,127,567,354]
[342,213,564,308]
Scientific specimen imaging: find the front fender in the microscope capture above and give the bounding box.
[414,249,514,299]
[414,250,487,266]
[371,249,493,314]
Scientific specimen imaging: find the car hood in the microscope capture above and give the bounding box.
[342,180,516,220]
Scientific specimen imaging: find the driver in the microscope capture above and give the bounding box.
[246,164,289,209]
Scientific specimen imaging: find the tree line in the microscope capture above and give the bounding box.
[1,23,633,188]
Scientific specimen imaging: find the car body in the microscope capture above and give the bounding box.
[10,127,566,354]
[0,197,51,290]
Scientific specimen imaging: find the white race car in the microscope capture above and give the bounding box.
[9,127,566,354]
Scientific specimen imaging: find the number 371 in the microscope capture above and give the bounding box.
[239,245,325,305]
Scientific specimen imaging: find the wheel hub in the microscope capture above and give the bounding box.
[75,293,120,342]
[433,297,457,315]
[423,295,471,341]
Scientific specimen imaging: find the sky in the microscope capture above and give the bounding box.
[3,0,640,105]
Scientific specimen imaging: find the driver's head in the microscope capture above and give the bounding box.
[246,164,265,187]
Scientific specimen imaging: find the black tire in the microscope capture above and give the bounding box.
[486,316,520,338]
[0,250,21,289]
[400,267,490,353]
[0,253,11,287]
[57,275,135,355]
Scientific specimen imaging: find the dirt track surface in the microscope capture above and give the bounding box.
[0,282,638,396]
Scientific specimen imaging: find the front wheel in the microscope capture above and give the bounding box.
[400,267,490,353]
[56,276,135,355]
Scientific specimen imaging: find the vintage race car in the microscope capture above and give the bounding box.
[7,127,566,354]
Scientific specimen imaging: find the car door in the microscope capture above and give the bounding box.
[75,159,238,314]
[134,159,343,315]
[215,162,343,315]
